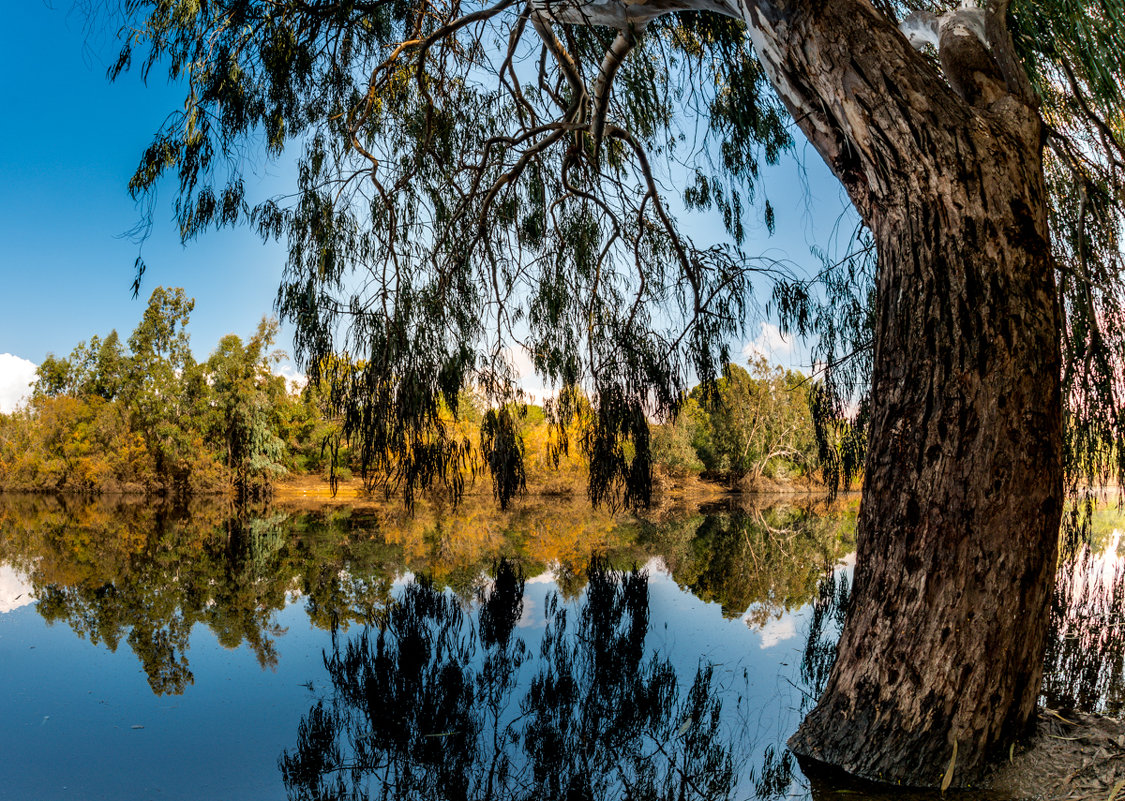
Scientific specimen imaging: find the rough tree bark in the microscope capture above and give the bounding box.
[538,0,1060,787]
[736,1,1063,786]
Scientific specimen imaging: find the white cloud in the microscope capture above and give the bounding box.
[0,353,37,413]
[0,564,35,614]
[754,615,797,649]
[525,569,558,585]
[741,322,794,363]
[501,345,552,404]
[517,595,540,628]
[273,361,308,392]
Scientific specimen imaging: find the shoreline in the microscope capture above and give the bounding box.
[267,471,842,511]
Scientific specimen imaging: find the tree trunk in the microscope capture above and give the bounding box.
[738,1,1064,786]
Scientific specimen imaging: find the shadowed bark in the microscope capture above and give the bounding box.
[733,1,1063,785]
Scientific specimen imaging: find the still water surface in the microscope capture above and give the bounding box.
[0,494,1116,800]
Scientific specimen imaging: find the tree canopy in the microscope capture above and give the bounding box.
[96,0,1125,510]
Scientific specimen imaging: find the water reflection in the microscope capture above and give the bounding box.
[652,506,855,625]
[750,564,851,801]
[280,561,737,801]
[10,493,1124,799]
[0,496,295,693]
[1044,529,1125,714]
[0,494,856,696]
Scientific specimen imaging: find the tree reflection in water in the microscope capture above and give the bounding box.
[8,493,1125,797]
[750,564,851,801]
[279,560,737,801]
[0,494,857,700]
[1043,531,1125,714]
[4,497,298,694]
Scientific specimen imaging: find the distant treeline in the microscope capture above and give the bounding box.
[0,288,830,499]
[0,288,320,498]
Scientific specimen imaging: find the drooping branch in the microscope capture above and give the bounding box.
[104,0,799,508]
[531,0,740,29]
[530,12,589,121]
[530,0,743,160]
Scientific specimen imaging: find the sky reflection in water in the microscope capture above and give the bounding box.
[0,495,1118,800]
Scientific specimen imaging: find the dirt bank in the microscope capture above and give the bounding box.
[984,708,1125,800]
[270,470,835,511]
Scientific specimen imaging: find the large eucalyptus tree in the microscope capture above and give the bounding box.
[100,0,1125,787]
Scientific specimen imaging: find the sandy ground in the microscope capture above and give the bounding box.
[270,473,383,509]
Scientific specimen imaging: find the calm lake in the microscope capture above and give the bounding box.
[0,493,1118,800]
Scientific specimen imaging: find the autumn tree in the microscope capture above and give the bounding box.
[18,330,143,491]
[99,0,1125,787]
[5,289,304,495]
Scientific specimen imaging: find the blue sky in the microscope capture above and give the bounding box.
[0,0,854,411]
[0,3,289,359]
